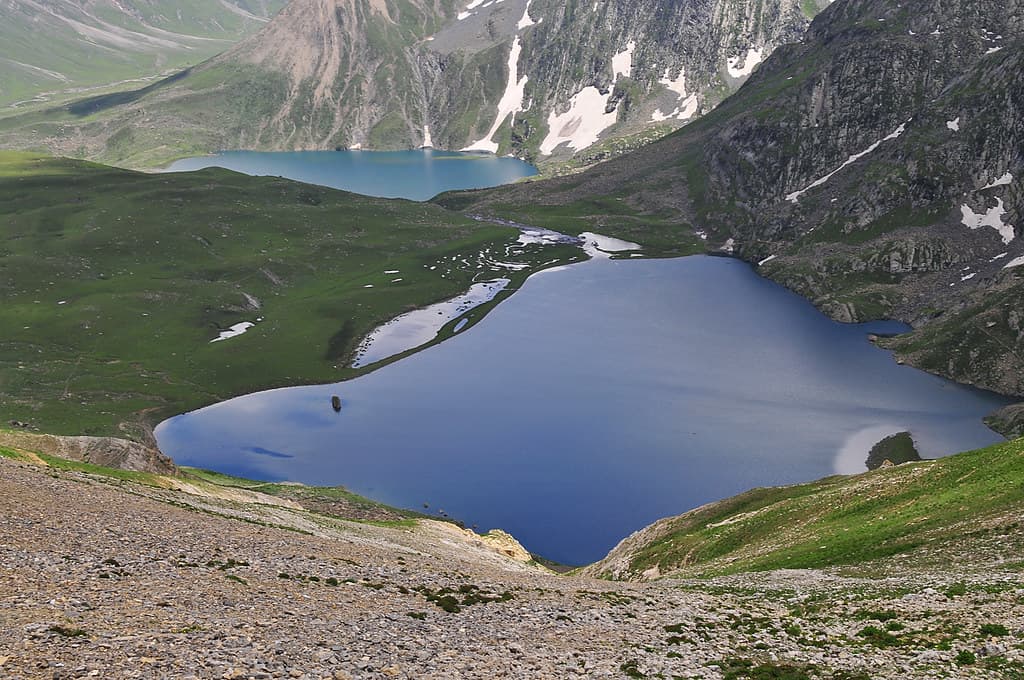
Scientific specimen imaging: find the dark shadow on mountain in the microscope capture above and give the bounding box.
[65,69,192,117]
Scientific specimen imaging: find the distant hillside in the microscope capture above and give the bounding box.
[585,436,1024,580]
[0,0,286,109]
[444,0,1024,398]
[0,0,821,167]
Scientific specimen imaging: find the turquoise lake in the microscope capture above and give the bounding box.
[165,149,537,201]
[156,255,1010,565]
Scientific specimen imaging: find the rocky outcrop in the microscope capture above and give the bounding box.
[985,403,1024,439]
[455,0,1024,395]
[0,430,176,475]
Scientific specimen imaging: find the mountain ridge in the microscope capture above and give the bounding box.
[0,0,822,167]
[441,0,1024,398]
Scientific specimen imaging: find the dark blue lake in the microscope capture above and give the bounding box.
[155,255,1010,565]
[165,150,537,201]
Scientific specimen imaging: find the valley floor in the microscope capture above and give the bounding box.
[1,457,1022,679]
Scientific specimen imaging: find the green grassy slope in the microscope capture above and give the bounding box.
[0,152,579,440]
[0,0,286,109]
[586,437,1024,579]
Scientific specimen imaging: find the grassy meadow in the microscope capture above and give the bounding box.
[0,152,579,440]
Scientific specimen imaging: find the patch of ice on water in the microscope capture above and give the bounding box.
[352,279,510,367]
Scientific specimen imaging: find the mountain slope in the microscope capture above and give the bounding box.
[0,0,821,167]
[0,152,582,440]
[4,432,1024,678]
[444,0,1024,396]
[0,0,286,109]
[585,436,1024,580]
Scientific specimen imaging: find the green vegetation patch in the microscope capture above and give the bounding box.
[865,431,922,470]
[0,152,571,439]
[604,437,1024,577]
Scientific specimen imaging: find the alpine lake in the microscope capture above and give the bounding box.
[159,150,1011,565]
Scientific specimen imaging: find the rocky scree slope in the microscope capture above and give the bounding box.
[0,0,821,167]
[2,444,1024,679]
[0,0,285,109]
[446,0,1024,397]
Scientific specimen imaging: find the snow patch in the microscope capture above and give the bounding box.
[986,46,1003,55]
[421,125,433,148]
[961,272,976,281]
[720,238,735,253]
[758,254,777,266]
[786,121,910,203]
[982,172,1013,190]
[516,229,568,246]
[578,232,641,259]
[658,67,689,98]
[1003,255,1024,269]
[384,270,400,274]
[611,41,635,80]
[461,37,528,153]
[516,0,535,29]
[211,322,255,343]
[540,87,618,155]
[352,279,510,367]
[651,67,699,121]
[960,198,1016,244]
[946,117,960,131]
[726,47,765,79]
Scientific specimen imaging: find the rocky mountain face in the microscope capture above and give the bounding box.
[0,0,821,166]
[452,0,1024,397]
[0,429,177,474]
[0,0,285,108]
